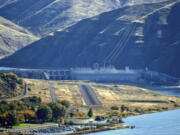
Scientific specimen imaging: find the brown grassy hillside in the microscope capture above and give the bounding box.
[0,73,24,99]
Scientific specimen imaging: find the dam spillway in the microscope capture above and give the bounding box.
[0,67,179,85]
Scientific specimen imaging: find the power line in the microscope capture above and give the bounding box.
[102,2,144,67]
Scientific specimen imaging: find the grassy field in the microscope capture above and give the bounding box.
[12,123,39,128]
[24,79,52,103]
[24,79,180,115]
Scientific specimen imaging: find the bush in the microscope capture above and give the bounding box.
[134,108,141,113]
[59,100,70,108]
[76,112,86,117]
[21,96,41,106]
[95,116,105,121]
[0,111,19,128]
[120,105,129,112]
[0,73,22,89]
[18,110,36,123]
[36,105,52,122]
[111,106,119,110]
[65,120,74,125]
[48,103,66,121]
[107,110,121,117]
[87,108,93,118]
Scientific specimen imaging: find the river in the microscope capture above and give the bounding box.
[88,109,180,135]
[88,85,180,135]
[145,85,180,97]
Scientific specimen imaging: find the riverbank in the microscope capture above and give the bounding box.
[1,79,180,135]
[65,124,128,135]
[87,109,180,135]
[1,107,180,135]
[64,106,180,135]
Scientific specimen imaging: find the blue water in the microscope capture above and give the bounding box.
[88,109,180,135]
[88,88,180,135]
[152,86,180,97]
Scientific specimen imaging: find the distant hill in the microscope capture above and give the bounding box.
[0,16,38,58]
[0,0,180,77]
[0,73,24,99]
[0,0,167,36]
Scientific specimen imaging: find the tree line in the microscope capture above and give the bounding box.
[0,96,70,128]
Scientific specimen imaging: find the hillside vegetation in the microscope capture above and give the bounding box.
[1,0,179,77]
[0,17,39,58]
[0,73,24,99]
[0,0,167,35]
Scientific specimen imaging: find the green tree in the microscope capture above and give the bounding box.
[120,105,128,112]
[21,96,41,107]
[0,104,8,114]
[49,103,66,121]
[36,105,52,122]
[87,108,93,118]
[0,112,19,128]
[8,103,18,111]
[60,100,70,108]
[111,106,119,110]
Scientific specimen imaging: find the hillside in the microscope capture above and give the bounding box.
[0,0,180,77]
[0,73,24,99]
[0,17,39,58]
[0,0,167,35]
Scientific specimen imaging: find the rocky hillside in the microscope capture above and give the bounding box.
[0,0,179,77]
[0,17,38,58]
[0,73,24,99]
[0,0,167,36]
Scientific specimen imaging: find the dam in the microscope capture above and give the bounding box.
[0,67,179,85]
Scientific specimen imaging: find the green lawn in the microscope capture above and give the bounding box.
[12,123,39,128]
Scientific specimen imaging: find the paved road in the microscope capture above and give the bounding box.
[48,82,57,102]
[79,85,101,106]
[24,83,28,96]
[43,72,57,102]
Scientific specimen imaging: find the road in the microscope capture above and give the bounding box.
[43,72,57,102]
[79,85,101,106]
[48,82,57,102]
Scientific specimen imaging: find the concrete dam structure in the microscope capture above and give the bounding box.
[0,68,72,80]
[0,67,179,85]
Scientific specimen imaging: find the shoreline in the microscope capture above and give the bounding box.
[63,107,180,135]
[1,108,180,135]
[1,79,180,135]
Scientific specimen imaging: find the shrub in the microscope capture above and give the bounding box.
[95,116,105,121]
[59,100,70,108]
[22,96,41,105]
[18,110,36,122]
[36,105,52,122]
[77,112,86,117]
[0,112,19,128]
[48,103,66,121]
[120,105,129,112]
[87,108,93,118]
[111,106,119,110]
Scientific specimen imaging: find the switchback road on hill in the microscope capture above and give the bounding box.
[79,85,101,106]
